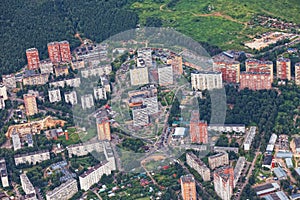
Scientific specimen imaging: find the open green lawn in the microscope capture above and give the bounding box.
[130,0,300,50]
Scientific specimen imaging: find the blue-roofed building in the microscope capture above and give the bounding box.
[273,167,287,180]
[290,193,300,200]
[276,151,293,159]
[285,158,293,168]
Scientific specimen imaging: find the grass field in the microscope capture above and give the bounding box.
[130,0,300,50]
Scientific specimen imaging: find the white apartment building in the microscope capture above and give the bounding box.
[20,173,35,195]
[39,60,54,74]
[186,152,210,181]
[158,64,173,86]
[46,179,78,200]
[0,84,8,100]
[0,159,9,187]
[14,150,50,166]
[132,106,149,126]
[234,157,246,187]
[48,89,61,103]
[81,65,112,78]
[191,71,222,91]
[130,66,149,86]
[81,94,94,109]
[64,91,78,105]
[208,152,229,170]
[12,132,21,151]
[2,74,16,89]
[214,167,234,200]
[94,87,107,100]
[243,126,256,151]
[49,78,81,88]
[67,141,104,158]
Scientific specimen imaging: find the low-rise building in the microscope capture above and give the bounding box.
[81,65,112,78]
[46,179,78,200]
[273,167,287,180]
[54,66,69,77]
[39,60,54,74]
[12,131,21,151]
[263,191,289,200]
[14,150,50,166]
[49,78,81,88]
[262,155,273,169]
[208,124,245,133]
[48,89,61,103]
[0,159,9,187]
[64,91,77,105]
[208,152,229,170]
[23,73,48,86]
[67,141,104,158]
[186,152,210,181]
[254,182,280,197]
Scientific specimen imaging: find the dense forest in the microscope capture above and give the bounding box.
[0,0,138,75]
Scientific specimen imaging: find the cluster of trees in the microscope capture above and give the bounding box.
[0,0,138,75]
[120,138,146,153]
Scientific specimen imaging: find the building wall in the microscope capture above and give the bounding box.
[46,179,78,200]
[64,91,77,105]
[67,142,104,158]
[180,175,197,200]
[213,167,234,200]
[208,152,229,169]
[2,74,16,89]
[186,152,210,181]
[245,59,273,81]
[276,58,291,80]
[20,174,35,195]
[213,61,240,83]
[191,72,222,91]
[48,42,61,64]
[59,41,72,63]
[81,94,94,109]
[158,65,173,86]
[239,72,272,90]
[14,151,50,166]
[295,63,300,86]
[23,74,48,86]
[48,89,61,103]
[0,84,8,100]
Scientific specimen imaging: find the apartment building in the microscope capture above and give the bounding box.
[234,157,246,187]
[59,41,72,63]
[48,89,61,103]
[94,86,107,100]
[295,63,300,86]
[81,94,94,109]
[0,159,9,187]
[54,66,69,77]
[67,141,104,158]
[22,73,48,86]
[81,65,112,78]
[208,152,229,170]
[79,160,114,191]
[191,71,222,91]
[130,66,149,86]
[26,48,40,70]
[239,72,272,90]
[213,60,240,83]
[132,105,149,126]
[14,150,50,166]
[12,131,21,151]
[245,58,273,81]
[186,152,210,181]
[2,74,16,89]
[20,173,36,196]
[64,91,77,105]
[96,117,111,141]
[276,58,291,80]
[189,110,208,144]
[23,93,38,116]
[71,59,85,70]
[48,42,61,64]
[49,77,81,88]
[180,174,197,200]
[208,124,245,133]
[46,179,78,200]
[158,64,173,86]
[214,166,234,200]
[243,126,256,151]
[0,84,8,100]
[167,53,183,75]
[39,60,54,74]
[137,48,152,67]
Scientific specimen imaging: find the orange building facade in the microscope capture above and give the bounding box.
[26,48,40,70]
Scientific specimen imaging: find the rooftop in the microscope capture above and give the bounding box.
[180,174,195,183]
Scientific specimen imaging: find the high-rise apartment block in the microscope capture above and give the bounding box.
[46,179,78,200]
[245,59,273,81]
[213,60,240,83]
[48,89,61,103]
[23,93,38,116]
[0,159,9,187]
[167,53,183,75]
[0,84,8,100]
[191,71,222,91]
[158,64,173,86]
[81,94,94,109]
[132,106,149,126]
[180,174,197,200]
[48,41,71,64]
[130,66,149,86]
[64,91,77,105]
[186,152,210,181]
[26,48,40,70]
[189,110,208,144]
[213,166,234,200]
[14,150,50,166]
[295,63,300,86]
[276,58,291,80]
[94,87,107,100]
[208,152,229,170]
[96,117,111,141]
[20,173,36,196]
[239,72,272,90]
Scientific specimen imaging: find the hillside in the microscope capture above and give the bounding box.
[130,0,300,50]
[0,0,138,75]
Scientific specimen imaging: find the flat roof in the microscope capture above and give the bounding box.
[173,127,186,137]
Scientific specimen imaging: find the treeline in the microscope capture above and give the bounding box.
[0,0,138,75]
